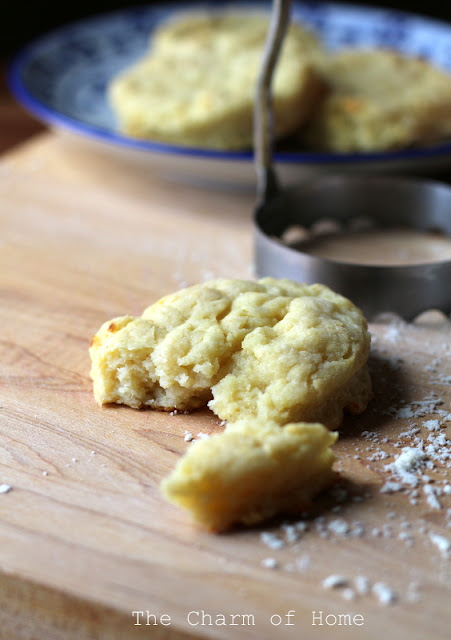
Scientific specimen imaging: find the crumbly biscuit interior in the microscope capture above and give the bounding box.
[90,278,372,530]
[90,278,371,427]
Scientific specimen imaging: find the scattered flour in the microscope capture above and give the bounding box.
[322,575,348,589]
[384,447,428,487]
[252,317,451,608]
[372,582,398,605]
[260,532,285,550]
[429,532,451,557]
[261,557,278,569]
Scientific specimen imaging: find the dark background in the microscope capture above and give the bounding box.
[2,1,451,56]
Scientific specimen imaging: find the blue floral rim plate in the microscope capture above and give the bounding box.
[8,1,451,188]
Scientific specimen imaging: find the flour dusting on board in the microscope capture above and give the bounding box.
[258,311,451,606]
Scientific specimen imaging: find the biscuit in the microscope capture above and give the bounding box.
[151,9,323,59]
[161,420,338,531]
[89,278,372,428]
[299,48,451,152]
[108,11,325,149]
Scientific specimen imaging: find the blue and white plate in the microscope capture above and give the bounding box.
[8,1,451,189]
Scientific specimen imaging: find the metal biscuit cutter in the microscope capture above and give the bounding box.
[253,0,451,320]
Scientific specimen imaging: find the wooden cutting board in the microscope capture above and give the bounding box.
[0,133,450,640]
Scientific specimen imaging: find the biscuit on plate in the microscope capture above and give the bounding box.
[161,419,337,531]
[299,48,451,152]
[108,11,325,149]
[151,9,323,59]
[89,278,372,429]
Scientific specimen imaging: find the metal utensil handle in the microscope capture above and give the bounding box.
[254,0,292,208]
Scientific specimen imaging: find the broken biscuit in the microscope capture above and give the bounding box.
[161,419,338,531]
[89,278,372,428]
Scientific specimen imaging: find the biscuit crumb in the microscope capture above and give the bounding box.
[327,519,350,536]
[322,575,349,589]
[372,582,397,605]
[262,557,279,569]
[354,575,370,595]
[385,447,428,487]
[261,532,286,550]
[429,532,451,556]
[423,485,442,510]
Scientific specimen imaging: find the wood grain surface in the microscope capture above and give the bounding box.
[0,64,46,154]
[0,133,450,640]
